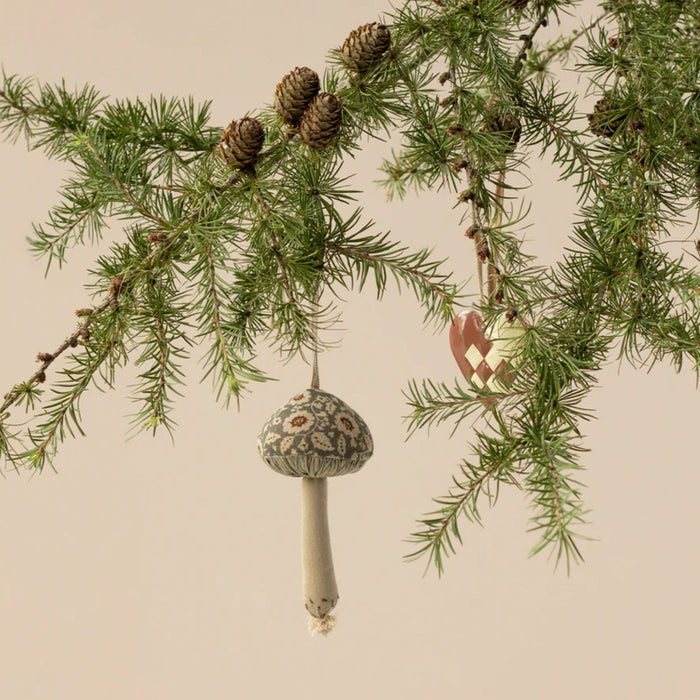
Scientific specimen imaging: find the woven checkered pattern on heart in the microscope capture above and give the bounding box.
[450,310,517,394]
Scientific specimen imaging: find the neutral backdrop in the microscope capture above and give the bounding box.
[1,1,699,699]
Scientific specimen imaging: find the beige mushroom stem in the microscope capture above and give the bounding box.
[301,476,338,635]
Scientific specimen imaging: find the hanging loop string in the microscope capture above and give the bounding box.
[472,208,484,304]
[311,284,321,390]
[487,164,506,304]
[311,344,319,389]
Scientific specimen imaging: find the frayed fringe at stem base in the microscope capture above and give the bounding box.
[309,613,336,636]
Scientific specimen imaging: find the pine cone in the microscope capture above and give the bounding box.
[298,93,343,149]
[341,22,391,74]
[274,67,320,126]
[480,109,522,153]
[588,96,625,138]
[219,117,265,170]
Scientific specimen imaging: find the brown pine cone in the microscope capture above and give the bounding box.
[274,67,320,126]
[480,109,522,153]
[341,22,391,74]
[219,117,265,170]
[298,93,343,149]
[588,96,625,138]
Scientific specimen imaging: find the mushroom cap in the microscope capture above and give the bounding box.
[257,387,373,477]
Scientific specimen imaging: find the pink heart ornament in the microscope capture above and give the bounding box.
[449,309,524,406]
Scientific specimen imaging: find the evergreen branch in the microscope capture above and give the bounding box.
[17,306,127,472]
[0,70,105,156]
[524,13,610,79]
[147,304,172,430]
[78,134,170,227]
[406,460,502,575]
[0,418,23,472]
[0,71,36,143]
[193,242,270,408]
[0,294,115,416]
[46,206,94,250]
[326,232,461,327]
[536,113,610,200]
[98,95,219,164]
[406,425,523,575]
[30,186,107,270]
[250,182,303,309]
[512,1,554,77]
[0,72,218,161]
[203,243,251,404]
[403,376,526,437]
[524,423,588,571]
[2,1,700,575]
[1,174,242,427]
[24,345,114,469]
[205,244,230,355]
[270,240,298,306]
[128,274,190,436]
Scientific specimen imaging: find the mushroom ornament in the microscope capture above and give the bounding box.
[257,387,373,635]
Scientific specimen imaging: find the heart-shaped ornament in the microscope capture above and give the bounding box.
[449,309,525,405]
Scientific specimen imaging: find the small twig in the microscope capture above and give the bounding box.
[525,13,609,77]
[487,167,506,301]
[43,204,97,257]
[0,295,112,414]
[540,448,583,568]
[473,226,485,301]
[513,3,554,76]
[149,302,169,427]
[28,343,114,465]
[545,453,565,540]
[149,183,190,194]
[419,448,512,566]
[443,57,486,302]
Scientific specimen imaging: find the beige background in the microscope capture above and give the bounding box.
[1,1,699,698]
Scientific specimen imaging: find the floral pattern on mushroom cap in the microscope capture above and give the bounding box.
[257,388,373,477]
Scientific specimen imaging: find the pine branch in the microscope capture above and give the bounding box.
[128,274,191,436]
[523,421,588,571]
[522,88,611,202]
[523,13,610,79]
[327,230,461,327]
[403,376,528,438]
[78,133,170,227]
[512,1,555,76]
[0,71,218,161]
[30,183,108,270]
[406,424,524,576]
[16,308,127,472]
[0,70,105,156]
[0,294,116,416]
[195,242,269,408]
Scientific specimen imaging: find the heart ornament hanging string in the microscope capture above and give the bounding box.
[449,167,526,406]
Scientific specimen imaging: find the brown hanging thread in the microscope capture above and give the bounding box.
[473,209,485,303]
[311,287,320,390]
[311,344,320,390]
[486,166,506,303]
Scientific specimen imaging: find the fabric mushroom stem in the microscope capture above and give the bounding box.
[301,476,338,635]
